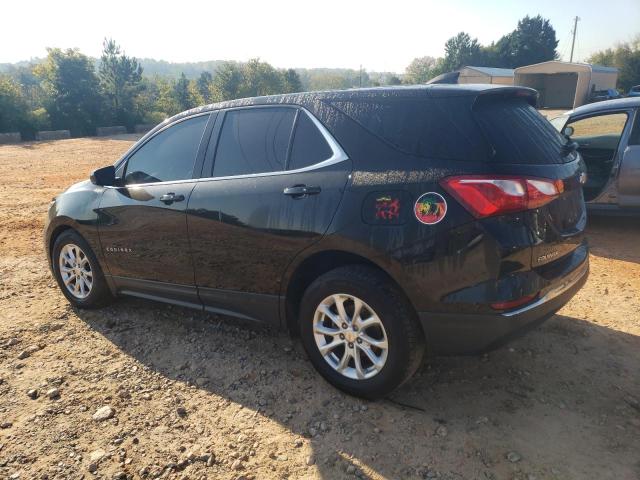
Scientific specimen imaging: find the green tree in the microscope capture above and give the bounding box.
[588,48,616,67]
[404,56,438,84]
[173,73,198,111]
[196,71,213,103]
[618,50,640,91]
[210,62,243,101]
[442,32,483,71]
[308,72,352,90]
[282,68,303,93]
[385,74,403,86]
[240,58,283,97]
[493,15,558,68]
[0,75,28,133]
[34,48,101,136]
[99,38,144,128]
[154,77,180,117]
[588,36,640,91]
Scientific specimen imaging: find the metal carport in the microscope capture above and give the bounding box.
[514,61,618,109]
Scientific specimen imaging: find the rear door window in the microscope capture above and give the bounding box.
[213,107,296,177]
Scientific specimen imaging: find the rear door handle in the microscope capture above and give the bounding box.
[283,185,321,198]
[159,192,185,204]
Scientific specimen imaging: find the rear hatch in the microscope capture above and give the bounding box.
[469,90,587,269]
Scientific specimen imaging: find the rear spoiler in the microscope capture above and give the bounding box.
[471,87,539,108]
[425,85,539,108]
[426,71,460,84]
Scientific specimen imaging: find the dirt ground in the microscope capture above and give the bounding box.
[0,137,639,480]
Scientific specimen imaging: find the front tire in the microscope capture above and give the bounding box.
[299,265,425,399]
[52,230,112,309]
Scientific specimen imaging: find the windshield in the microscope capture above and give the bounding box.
[550,114,569,133]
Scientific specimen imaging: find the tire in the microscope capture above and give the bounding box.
[51,230,112,309]
[299,265,425,399]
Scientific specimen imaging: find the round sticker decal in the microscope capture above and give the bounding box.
[414,192,447,225]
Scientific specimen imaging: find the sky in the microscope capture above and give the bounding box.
[1,0,639,73]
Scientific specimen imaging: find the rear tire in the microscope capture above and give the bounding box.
[299,265,425,399]
[52,230,112,309]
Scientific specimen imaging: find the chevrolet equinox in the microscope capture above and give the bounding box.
[45,85,589,398]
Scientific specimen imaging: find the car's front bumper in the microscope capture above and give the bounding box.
[419,255,589,355]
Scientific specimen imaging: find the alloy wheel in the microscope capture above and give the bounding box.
[59,244,93,299]
[313,294,389,380]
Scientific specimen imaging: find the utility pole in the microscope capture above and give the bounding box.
[359,65,363,88]
[569,16,580,63]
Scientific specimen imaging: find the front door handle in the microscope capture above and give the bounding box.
[159,192,185,204]
[283,185,321,198]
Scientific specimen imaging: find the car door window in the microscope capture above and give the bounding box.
[124,115,209,185]
[213,107,296,177]
[567,113,628,141]
[630,113,640,145]
[288,112,333,170]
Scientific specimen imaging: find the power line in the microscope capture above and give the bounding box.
[559,19,574,60]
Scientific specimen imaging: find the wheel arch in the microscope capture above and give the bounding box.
[47,223,77,267]
[283,249,418,336]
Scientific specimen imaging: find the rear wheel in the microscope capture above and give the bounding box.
[52,230,112,308]
[299,266,424,399]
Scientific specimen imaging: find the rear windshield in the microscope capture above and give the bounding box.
[329,97,489,161]
[473,97,568,164]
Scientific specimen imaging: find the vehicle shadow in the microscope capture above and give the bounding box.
[586,214,640,264]
[74,301,640,480]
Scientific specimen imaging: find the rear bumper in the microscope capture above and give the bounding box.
[419,255,589,355]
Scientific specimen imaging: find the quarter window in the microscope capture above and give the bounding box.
[331,98,488,162]
[124,115,208,185]
[213,108,296,177]
[288,112,333,170]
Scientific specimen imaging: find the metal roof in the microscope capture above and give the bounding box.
[463,66,515,77]
[515,60,618,74]
[590,64,618,74]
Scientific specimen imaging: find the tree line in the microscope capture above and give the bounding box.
[2,15,639,138]
[404,15,559,83]
[587,36,640,91]
[0,39,312,138]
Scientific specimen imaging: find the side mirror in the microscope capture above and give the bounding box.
[90,165,116,186]
[562,125,574,137]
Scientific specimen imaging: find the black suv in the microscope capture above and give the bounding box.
[45,85,589,398]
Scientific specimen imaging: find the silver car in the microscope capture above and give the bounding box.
[550,97,640,214]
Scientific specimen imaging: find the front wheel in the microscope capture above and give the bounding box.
[52,230,112,308]
[299,266,425,399]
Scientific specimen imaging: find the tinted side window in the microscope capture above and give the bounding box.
[213,108,296,177]
[124,115,208,185]
[567,113,628,139]
[288,112,333,170]
[330,98,488,161]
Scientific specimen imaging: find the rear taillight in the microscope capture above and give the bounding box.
[440,175,564,218]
